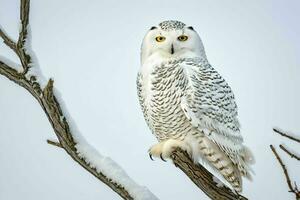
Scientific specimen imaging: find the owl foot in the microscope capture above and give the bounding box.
[148,139,191,161]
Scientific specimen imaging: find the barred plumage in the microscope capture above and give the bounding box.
[137,20,253,192]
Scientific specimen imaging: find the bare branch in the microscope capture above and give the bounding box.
[18,0,30,47]
[0,28,17,52]
[270,145,300,199]
[0,0,31,73]
[270,145,293,190]
[273,128,300,143]
[16,0,31,74]
[47,139,62,148]
[280,144,300,161]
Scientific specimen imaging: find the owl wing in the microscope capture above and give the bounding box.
[137,72,152,130]
[181,60,241,140]
[180,59,251,176]
[136,72,144,109]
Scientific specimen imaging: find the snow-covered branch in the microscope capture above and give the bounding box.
[0,1,157,200]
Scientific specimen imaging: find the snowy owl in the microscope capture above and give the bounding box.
[137,20,253,192]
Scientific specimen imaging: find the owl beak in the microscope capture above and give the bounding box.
[170,44,174,54]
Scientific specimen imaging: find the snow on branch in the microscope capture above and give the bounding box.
[0,1,157,200]
[0,1,249,200]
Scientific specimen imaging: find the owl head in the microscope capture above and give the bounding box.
[141,20,206,64]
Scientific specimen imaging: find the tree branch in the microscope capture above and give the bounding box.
[273,128,300,143]
[18,0,30,47]
[47,139,63,148]
[171,149,247,200]
[270,145,300,199]
[0,28,17,52]
[280,144,300,161]
[0,1,156,200]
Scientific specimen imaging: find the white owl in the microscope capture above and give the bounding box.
[137,20,254,192]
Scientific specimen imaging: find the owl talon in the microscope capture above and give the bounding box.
[149,153,154,161]
[148,140,190,162]
[160,153,167,162]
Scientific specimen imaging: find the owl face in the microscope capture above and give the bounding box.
[141,20,206,64]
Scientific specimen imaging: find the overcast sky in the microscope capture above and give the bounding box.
[0,0,300,199]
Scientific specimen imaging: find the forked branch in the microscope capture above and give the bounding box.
[270,145,300,199]
[271,128,300,200]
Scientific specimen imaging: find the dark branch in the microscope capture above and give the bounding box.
[18,0,30,47]
[47,139,63,148]
[17,0,31,74]
[270,145,300,199]
[273,128,300,143]
[280,144,300,161]
[0,28,17,52]
[0,0,31,74]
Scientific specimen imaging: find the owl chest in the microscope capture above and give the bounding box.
[141,66,189,139]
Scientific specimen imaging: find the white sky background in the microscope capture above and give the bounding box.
[0,0,300,199]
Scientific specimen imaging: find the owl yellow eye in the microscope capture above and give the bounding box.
[178,35,188,41]
[155,36,166,42]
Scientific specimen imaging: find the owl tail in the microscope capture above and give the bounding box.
[196,136,243,192]
[237,145,255,181]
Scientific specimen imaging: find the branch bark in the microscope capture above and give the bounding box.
[171,149,247,200]
[0,1,151,200]
[280,144,300,161]
[47,139,63,148]
[270,145,300,200]
[271,128,300,200]
[273,128,300,143]
[0,1,248,200]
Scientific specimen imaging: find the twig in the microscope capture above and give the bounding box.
[0,29,17,52]
[18,0,30,47]
[16,0,31,74]
[47,139,62,148]
[280,144,300,161]
[270,145,300,199]
[273,128,300,143]
[0,0,31,74]
[270,145,293,190]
